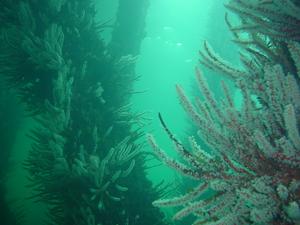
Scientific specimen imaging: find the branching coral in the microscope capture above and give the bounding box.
[148,1,300,224]
[226,0,300,41]
[22,23,66,71]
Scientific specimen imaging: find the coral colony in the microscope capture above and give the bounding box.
[148,1,300,224]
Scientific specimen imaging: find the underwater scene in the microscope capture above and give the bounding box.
[0,0,300,224]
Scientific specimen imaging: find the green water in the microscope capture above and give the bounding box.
[2,1,235,224]
[2,1,299,225]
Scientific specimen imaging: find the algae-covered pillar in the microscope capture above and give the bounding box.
[105,1,167,225]
[0,80,21,225]
[109,0,150,58]
[0,0,166,224]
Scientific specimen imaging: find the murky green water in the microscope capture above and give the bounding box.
[1,1,299,225]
